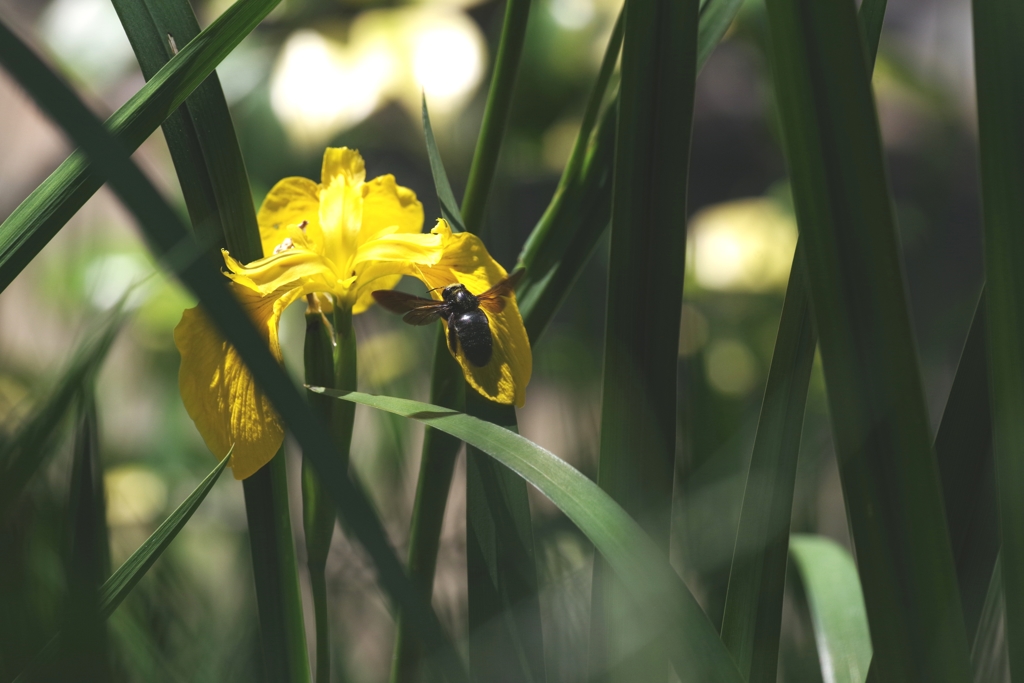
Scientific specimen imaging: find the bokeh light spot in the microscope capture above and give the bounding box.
[706,338,758,396]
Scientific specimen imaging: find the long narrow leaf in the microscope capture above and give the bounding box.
[970,558,1009,683]
[314,388,745,683]
[934,298,999,638]
[392,97,469,683]
[459,0,533,234]
[718,2,886,676]
[464,393,545,683]
[13,451,230,683]
[112,3,309,678]
[591,0,698,677]
[422,96,466,233]
[0,22,467,683]
[971,0,1024,675]
[719,245,816,682]
[62,392,112,681]
[761,0,972,677]
[788,534,872,683]
[0,0,278,293]
[0,307,126,520]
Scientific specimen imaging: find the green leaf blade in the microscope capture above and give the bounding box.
[789,534,873,683]
[592,0,698,677]
[971,0,1024,676]
[0,0,277,294]
[720,246,817,683]
[761,0,973,677]
[315,388,745,683]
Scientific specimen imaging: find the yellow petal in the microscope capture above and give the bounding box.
[319,147,365,270]
[412,220,532,407]
[351,231,446,267]
[321,146,366,188]
[359,174,424,244]
[173,283,303,480]
[223,247,338,296]
[257,177,324,257]
[445,275,532,407]
[345,230,448,312]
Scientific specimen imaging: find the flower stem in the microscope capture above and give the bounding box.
[460,0,533,234]
[302,301,357,683]
[243,455,311,683]
[390,328,465,683]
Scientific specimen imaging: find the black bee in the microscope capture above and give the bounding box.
[371,270,525,367]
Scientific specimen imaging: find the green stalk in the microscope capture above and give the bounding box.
[971,0,1024,675]
[719,245,817,683]
[464,393,544,683]
[303,301,352,683]
[390,332,464,683]
[761,0,972,675]
[63,391,112,682]
[243,455,311,682]
[112,2,308,678]
[590,0,698,678]
[460,0,533,234]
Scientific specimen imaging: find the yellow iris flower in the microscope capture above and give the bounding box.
[173,147,531,479]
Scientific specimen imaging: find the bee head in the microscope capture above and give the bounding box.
[441,283,466,300]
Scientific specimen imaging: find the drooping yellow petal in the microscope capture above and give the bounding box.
[319,148,366,269]
[413,220,532,407]
[358,174,424,244]
[447,284,531,407]
[173,283,304,480]
[223,247,338,296]
[257,177,324,257]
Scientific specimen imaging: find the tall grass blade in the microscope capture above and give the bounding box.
[516,0,747,341]
[858,0,887,72]
[0,0,279,294]
[392,98,469,683]
[970,559,1009,683]
[110,0,265,253]
[459,0,533,235]
[112,2,309,677]
[718,5,885,677]
[719,245,816,683]
[971,0,1024,675]
[13,452,230,683]
[590,0,698,678]
[515,10,621,340]
[934,299,998,638]
[0,307,126,520]
[314,388,745,683]
[421,70,545,682]
[62,392,112,682]
[761,0,972,676]
[464,392,545,683]
[303,306,356,683]
[422,96,466,234]
[0,25,467,681]
[788,534,872,683]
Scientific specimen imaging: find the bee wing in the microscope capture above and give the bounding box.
[476,268,525,314]
[372,290,443,326]
[402,306,444,326]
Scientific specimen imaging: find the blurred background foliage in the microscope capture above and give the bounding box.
[0,0,984,679]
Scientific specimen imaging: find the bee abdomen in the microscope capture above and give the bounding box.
[452,310,492,367]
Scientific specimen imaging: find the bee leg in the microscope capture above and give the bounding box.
[447,320,459,356]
